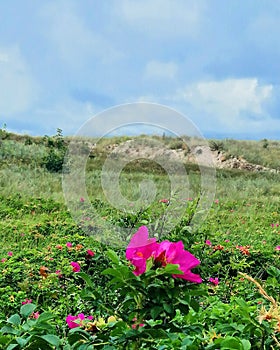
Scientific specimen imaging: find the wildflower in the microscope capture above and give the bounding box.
[80,197,85,203]
[209,277,219,286]
[66,313,93,329]
[9,295,15,302]
[1,258,7,263]
[131,317,145,329]
[126,226,202,283]
[107,316,117,323]
[152,240,202,283]
[66,242,72,248]
[31,312,40,319]
[71,261,81,272]
[159,198,169,204]
[7,251,13,256]
[75,244,83,251]
[126,226,158,276]
[66,313,85,328]
[22,298,32,305]
[214,199,219,204]
[55,244,63,250]
[275,246,280,251]
[55,270,62,278]
[225,239,230,243]
[236,245,250,255]
[213,244,224,251]
[132,322,145,329]
[205,240,212,246]
[86,249,95,257]
[209,330,222,341]
[39,266,49,278]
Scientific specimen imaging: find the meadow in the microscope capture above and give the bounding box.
[0,128,280,349]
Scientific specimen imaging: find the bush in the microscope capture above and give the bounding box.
[42,129,67,173]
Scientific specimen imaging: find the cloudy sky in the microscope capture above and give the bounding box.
[0,0,280,139]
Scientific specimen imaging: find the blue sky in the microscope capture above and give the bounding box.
[0,0,280,139]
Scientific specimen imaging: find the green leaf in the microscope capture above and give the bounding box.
[162,264,183,275]
[67,328,90,345]
[163,302,173,314]
[0,335,11,346]
[102,267,122,278]
[6,344,19,350]
[150,306,162,319]
[33,322,55,333]
[106,249,120,264]
[7,314,21,326]
[16,336,31,347]
[40,334,61,347]
[145,319,163,327]
[20,303,36,318]
[76,272,94,289]
[190,298,200,312]
[36,312,54,323]
[25,336,53,350]
[221,337,242,349]
[140,219,149,225]
[241,339,251,350]
[182,337,193,346]
[0,325,20,335]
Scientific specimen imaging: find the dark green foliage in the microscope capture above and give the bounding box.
[42,129,67,173]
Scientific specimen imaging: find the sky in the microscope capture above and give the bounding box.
[0,0,280,140]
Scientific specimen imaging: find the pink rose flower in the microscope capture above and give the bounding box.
[71,262,81,273]
[126,226,158,276]
[209,277,219,286]
[153,240,202,283]
[22,298,32,305]
[66,313,93,328]
[86,249,95,257]
[126,226,202,283]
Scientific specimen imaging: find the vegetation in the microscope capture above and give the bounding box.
[0,129,280,348]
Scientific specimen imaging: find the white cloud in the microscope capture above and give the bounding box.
[0,46,39,115]
[144,61,178,80]
[176,78,272,123]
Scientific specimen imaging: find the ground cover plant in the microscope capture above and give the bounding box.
[0,131,280,349]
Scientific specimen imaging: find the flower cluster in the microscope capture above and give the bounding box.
[126,226,202,283]
[236,245,250,255]
[66,313,93,328]
[66,313,117,331]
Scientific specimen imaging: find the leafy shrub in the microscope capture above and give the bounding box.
[42,129,67,173]
[209,140,225,152]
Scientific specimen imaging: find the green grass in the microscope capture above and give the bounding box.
[1,132,280,348]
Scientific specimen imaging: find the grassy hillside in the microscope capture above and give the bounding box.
[1,130,280,348]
